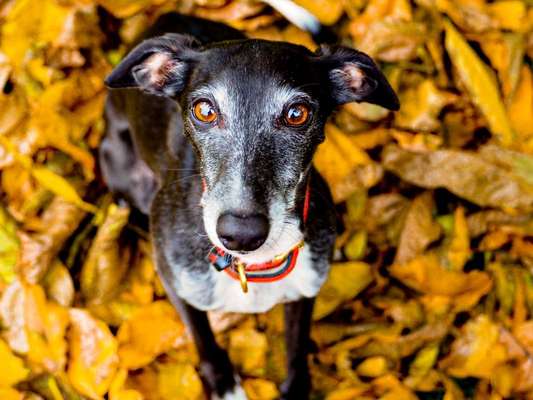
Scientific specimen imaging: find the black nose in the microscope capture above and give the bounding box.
[216,212,269,251]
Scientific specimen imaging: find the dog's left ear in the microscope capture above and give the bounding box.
[316,45,400,111]
[105,33,199,97]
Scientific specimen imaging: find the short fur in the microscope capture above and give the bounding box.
[101,12,398,399]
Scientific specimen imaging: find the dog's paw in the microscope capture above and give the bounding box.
[211,382,247,400]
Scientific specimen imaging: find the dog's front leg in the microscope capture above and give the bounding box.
[175,300,246,399]
[280,297,315,400]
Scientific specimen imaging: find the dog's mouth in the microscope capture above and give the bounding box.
[202,201,303,264]
[219,221,303,264]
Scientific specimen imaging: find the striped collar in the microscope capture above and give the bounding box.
[207,182,311,293]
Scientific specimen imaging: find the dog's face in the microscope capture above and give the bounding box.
[106,35,398,262]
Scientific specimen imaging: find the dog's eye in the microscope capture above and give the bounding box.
[193,100,217,124]
[284,104,310,127]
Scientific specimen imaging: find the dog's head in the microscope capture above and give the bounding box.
[106,34,398,262]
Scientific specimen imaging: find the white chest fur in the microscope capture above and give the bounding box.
[173,244,326,313]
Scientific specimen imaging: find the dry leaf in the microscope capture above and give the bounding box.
[68,308,119,399]
[314,261,373,320]
[383,144,533,210]
[0,338,29,387]
[117,301,184,370]
[444,20,515,146]
[81,203,130,304]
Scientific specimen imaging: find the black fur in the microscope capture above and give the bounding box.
[101,12,398,399]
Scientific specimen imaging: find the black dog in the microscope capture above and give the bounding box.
[100,9,398,399]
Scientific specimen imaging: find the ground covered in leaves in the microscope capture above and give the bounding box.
[0,0,532,399]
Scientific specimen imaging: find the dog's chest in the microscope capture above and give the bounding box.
[174,244,325,313]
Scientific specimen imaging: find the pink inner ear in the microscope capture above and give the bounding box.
[340,63,366,91]
[143,53,176,88]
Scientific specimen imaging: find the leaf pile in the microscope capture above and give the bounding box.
[0,0,532,399]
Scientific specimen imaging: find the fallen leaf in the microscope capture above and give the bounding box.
[390,253,492,311]
[293,0,344,25]
[395,192,441,265]
[0,338,29,387]
[314,124,382,202]
[488,1,527,31]
[443,206,471,271]
[357,18,426,62]
[156,362,204,400]
[31,167,97,213]
[43,260,75,307]
[81,203,130,305]
[314,261,373,320]
[0,280,69,372]
[229,327,268,376]
[440,315,509,379]
[117,301,184,370]
[444,20,515,145]
[395,80,456,132]
[383,144,533,210]
[356,356,389,377]
[0,206,19,284]
[68,308,119,399]
[508,66,533,145]
[17,196,86,283]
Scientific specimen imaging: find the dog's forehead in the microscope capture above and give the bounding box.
[195,40,320,89]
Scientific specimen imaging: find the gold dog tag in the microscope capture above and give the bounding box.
[236,261,248,293]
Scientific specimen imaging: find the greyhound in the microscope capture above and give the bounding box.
[100,6,398,399]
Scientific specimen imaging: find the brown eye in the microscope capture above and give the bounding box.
[193,100,217,123]
[284,104,310,126]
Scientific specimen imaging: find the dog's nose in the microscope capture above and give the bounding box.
[216,212,269,251]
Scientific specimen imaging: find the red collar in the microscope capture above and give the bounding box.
[206,180,311,292]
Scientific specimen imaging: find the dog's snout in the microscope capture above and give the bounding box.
[216,212,269,251]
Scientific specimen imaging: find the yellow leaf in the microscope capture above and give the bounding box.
[0,281,69,372]
[395,79,456,132]
[293,0,344,25]
[508,66,533,141]
[445,207,471,271]
[488,1,527,31]
[314,124,380,202]
[390,253,492,311]
[440,315,508,378]
[408,343,439,377]
[0,338,29,387]
[444,20,515,146]
[326,387,368,400]
[0,206,19,284]
[229,327,268,376]
[81,203,130,304]
[157,363,204,400]
[31,167,97,213]
[243,378,279,400]
[356,356,389,377]
[96,0,174,18]
[43,260,75,307]
[117,301,184,370]
[109,369,143,400]
[314,262,373,320]
[344,230,367,261]
[0,388,24,400]
[68,309,119,399]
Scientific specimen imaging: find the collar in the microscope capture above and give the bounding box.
[205,180,311,293]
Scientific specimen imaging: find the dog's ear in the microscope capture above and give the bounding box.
[105,34,199,97]
[316,45,400,111]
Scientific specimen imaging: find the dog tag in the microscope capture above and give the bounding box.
[235,260,248,293]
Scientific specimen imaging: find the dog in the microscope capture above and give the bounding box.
[100,6,399,399]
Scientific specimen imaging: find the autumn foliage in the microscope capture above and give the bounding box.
[0,0,532,399]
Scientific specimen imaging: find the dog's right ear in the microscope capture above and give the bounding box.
[105,34,199,97]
